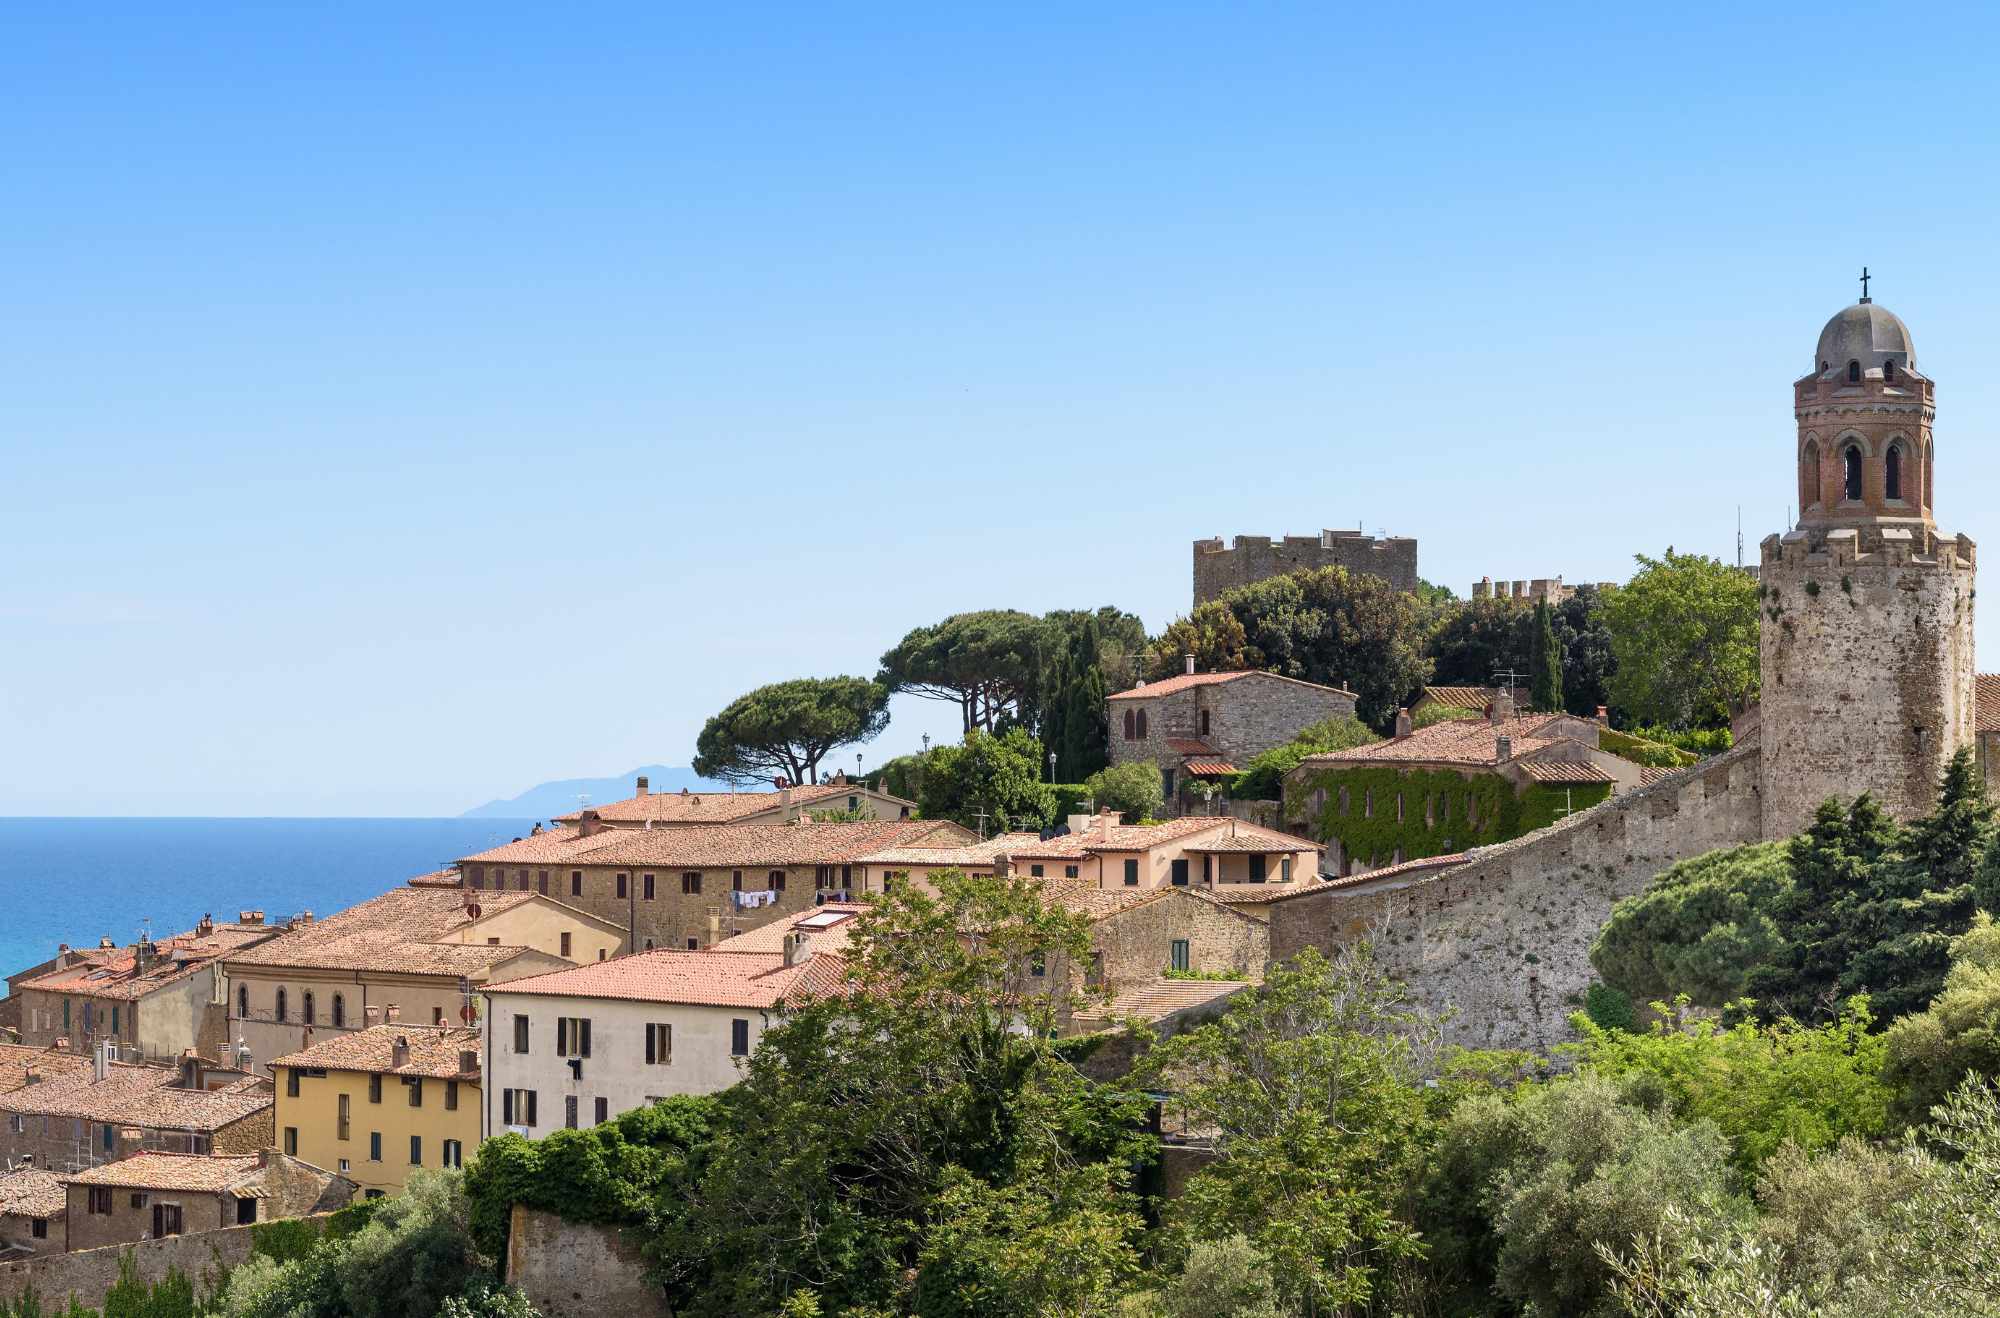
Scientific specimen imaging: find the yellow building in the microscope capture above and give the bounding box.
[269,1023,481,1198]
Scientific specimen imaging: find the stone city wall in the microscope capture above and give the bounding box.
[1268,741,1765,1054]
[1193,531,1418,606]
[506,1204,670,1318]
[0,1212,340,1310]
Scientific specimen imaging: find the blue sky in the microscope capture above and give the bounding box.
[7,3,2000,816]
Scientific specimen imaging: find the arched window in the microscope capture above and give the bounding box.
[1847,360,1861,384]
[1199,708,1210,736]
[275,988,288,1023]
[301,991,315,1025]
[1135,709,1148,739]
[237,985,248,1019]
[1802,439,1821,510]
[1886,444,1904,501]
[1122,709,1135,740]
[1926,443,1935,510]
[1844,445,1864,501]
[1884,359,1897,383]
[332,994,345,1028]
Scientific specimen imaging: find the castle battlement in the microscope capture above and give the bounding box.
[1192,529,1418,606]
[1759,527,1976,573]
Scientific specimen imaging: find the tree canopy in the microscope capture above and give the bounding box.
[1602,549,1759,730]
[878,610,1053,734]
[691,676,890,787]
[916,727,1058,835]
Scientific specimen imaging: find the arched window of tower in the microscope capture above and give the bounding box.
[1848,359,1862,384]
[1844,445,1864,501]
[1886,444,1904,502]
[1802,440,1821,511]
[1885,359,1897,384]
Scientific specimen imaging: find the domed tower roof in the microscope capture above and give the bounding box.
[1815,300,1914,375]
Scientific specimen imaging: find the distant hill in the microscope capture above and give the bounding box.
[460,765,733,820]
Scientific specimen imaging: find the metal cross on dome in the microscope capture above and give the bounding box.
[1860,266,1871,303]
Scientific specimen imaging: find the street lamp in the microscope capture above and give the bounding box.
[922,733,931,753]
[1048,750,1056,782]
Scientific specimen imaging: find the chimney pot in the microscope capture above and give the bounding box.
[1394,708,1413,739]
[1489,689,1515,725]
[1496,734,1514,761]
[385,1004,401,1024]
[785,931,811,967]
[365,1005,382,1026]
[391,1035,410,1067]
[636,775,650,796]
[1185,653,1196,676]
[1596,705,1609,725]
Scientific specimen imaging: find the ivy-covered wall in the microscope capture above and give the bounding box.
[1283,763,1611,869]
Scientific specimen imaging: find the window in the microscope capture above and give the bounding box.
[1845,445,1864,501]
[560,931,572,958]
[410,1135,423,1165]
[364,1071,382,1104]
[646,1023,672,1064]
[565,1095,579,1130]
[1202,854,1213,883]
[1170,940,1191,972]
[284,1126,298,1155]
[1122,709,1136,740]
[595,1096,608,1125]
[643,873,656,900]
[151,1203,182,1238]
[237,985,248,1018]
[769,870,786,892]
[1802,438,1821,509]
[1887,444,1904,500]
[332,994,344,1028]
[432,1006,445,1025]
[1162,767,1175,800]
[685,938,698,950]
[571,871,582,896]
[1249,854,1267,883]
[301,991,314,1025]
[237,1196,257,1225]
[446,1080,459,1111]
[407,1077,423,1107]
[731,1018,751,1056]
[502,1089,538,1127]
[556,1017,593,1058]
[1123,859,1139,886]
[470,866,485,890]
[338,1094,350,1141]
[102,1123,113,1152]
[1030,864,1044,878]
[30,1218,46,1239]
[1848,359,1861,383]
[1171,859,1189,887]
[442,1140,463,1169]
[275,989,287,1023]
[487,937,500,946]
[517,869,529,891]
[1064,865,1079,879]
[286,1068,300,1098]
[1030,951,1046,978]
[616,874,629,899]
[513,1014,530,1054]
[1136,710,1148,739]
[732,870,743,891]
[538,870,549,895]
[681,872,701,895]
[88,1187,112,1215]
[1200,708,1211,736]
[339,1159,350,1173]
[370,1132,383,1161]
[1282,856,1293,882]
[111,1005,119,1035]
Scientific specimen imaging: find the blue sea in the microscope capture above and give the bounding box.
[0,818,536,976]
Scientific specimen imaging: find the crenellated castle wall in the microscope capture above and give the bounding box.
[1192,530,1418,607]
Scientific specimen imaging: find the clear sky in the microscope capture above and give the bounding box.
[7,3,2000,816]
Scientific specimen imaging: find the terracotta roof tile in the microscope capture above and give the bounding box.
[1008,817,1317,861]
[0,1045,94,1097]
[269,1025,480,1080]
[62,1152,262,1192]
[1513,758,1617,784]
[1070,977,1247,1026]
[223,888,559,977]
[1182,759,1238,776]
[1304,713,1572,768]
[1193,878,1338,904]
[553,783,912,826]
[16,925,275,1003]
[483,949,846,1009]
[0,1063,271,1133]
[1979,674,2000,733]
[1317,852,1471,891]
[1163,738,1217,755]
[855,833,1034,867]
[467,820,966,871]
[1036,881,1173,920]
[1418,685,1529,712]
[0,1168,65,1219]
[1107,670,1355,701]
[708,906,867,956]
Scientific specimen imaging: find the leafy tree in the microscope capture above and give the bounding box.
[1590,842,1793,1007]
[879,611,1057,734]
[1230,716,1378,801]
[1411,702,1478,730]
[1133,1235,1289,1318]
[1423,596,1531,690]
[1043,613,1127,781]
[1602,549,1759,730]
[1084,760,1165,822]
[1138,946,1444,1315]
[1529,598,1563,713]
[1884,913,2000,1126]
[1552,584,1617,717]
[1145,602,1251,680]
[917,728,1058,834]
[692,676,890,787]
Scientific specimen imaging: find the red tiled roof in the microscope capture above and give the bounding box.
[0,1063,271,1133]
[0,1168,65,1219]
[1163,738,1217,755]
[1639,765,1682,786]
[1418,685,1528,712]
[466,820,966,870]
[1037,882,1174,920]
[1979,674,2000,733]
[16,924,275,1003]
[1193,878,1338,904]
[482,949,847,1009]
[1107,670,1355,701]
[1183,759,1238,776]
[853,833,1033,868]
[1512,758,1617,784]
[553,782,911,826]
[223,888,567,977]
[0,1045,94,1098]
[709,905,868,955]
[270,1025,480,1080]
[1008,817,1318,861]
[1305,713,1572,768]
[61,1152,263,1193]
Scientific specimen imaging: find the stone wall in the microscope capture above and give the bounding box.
[0,1212,341,1310]
[1090,891,1268,989]
[1758,527,1976,838]
[1268,741,1764,1053]
[1193,531,1418,606]
[506,1205,670,1318]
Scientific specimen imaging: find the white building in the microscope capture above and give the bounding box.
[478,940,843,1137]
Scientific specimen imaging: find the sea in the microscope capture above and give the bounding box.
[0,818,538,976]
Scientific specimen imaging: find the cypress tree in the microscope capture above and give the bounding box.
[1529,598,1563,713]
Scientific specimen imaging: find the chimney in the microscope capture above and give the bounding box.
[1596,705,1610,726]
[1185,653,1196,676]
[1066,813,1093,835]
[385,1004,401,1024]
[365,1005,382,1027]
[577,811,605,838]
[99,936,116,950]
[258,1147,275,1170]
[780,785,794,817]
[529,822,543,836]
[296,911,314,927]
[784,931,811,967]
[238,910,262,928]
[1496,734,1514,762]
[1489,689,1514,725]
[1394,708,1413,738]
[458,1049,479,1076]
[93,1041,108,1083]
[196,914,213,939]
[135,938,157,975]
[636,775,650,796]
[23,1065,39,1086]
[391,1035,410,1068]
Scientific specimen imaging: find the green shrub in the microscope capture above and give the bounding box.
[1085,760,1165,822]
[1884,912,2000,1126]
[1411,702,1480,729]
[1230,716,1376,801]
[1583,982,1637,1033]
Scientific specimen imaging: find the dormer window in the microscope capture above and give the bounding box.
[1884,359,1897,384]
[1847,360,1861,384]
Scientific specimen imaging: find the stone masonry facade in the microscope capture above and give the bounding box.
[1110,672,1355,809]
[1193,530,1418,606]
[1082,890,1269,992]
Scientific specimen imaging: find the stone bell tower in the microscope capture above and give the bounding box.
[1758,278,1977,838]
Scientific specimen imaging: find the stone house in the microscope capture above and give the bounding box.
[0,1168,64,1258]
[851,834,1028,895]
[9,917,281,1064]
[0,1050,272,1175]
[552,773,915,829]
[1003,814,1321,893]
[461,818,973,954]
[1107,664,1357,811]
[59,1150,354,1253]
[1283,694,1640,876]
[222,884,618,1068]
[1044,883,1268,991]
[480,946,845,1137]
[270,1024,480,1198]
